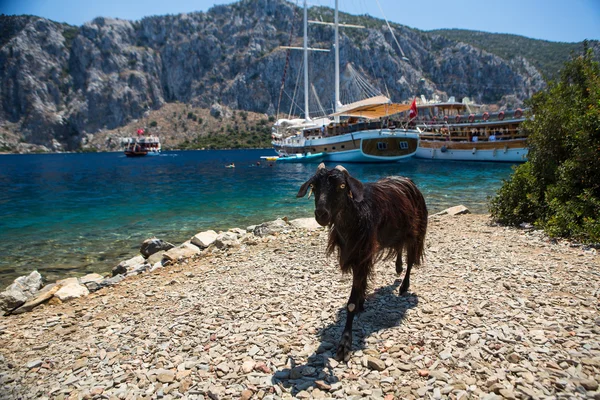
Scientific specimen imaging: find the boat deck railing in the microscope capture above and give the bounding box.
[420,127,527,142]
[301,120,412,139]
[416,109,527,126]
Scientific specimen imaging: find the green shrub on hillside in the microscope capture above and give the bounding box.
[489,45,600,243]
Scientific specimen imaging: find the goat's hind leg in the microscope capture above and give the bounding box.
[395,245,404,275]
[399,244,418,295]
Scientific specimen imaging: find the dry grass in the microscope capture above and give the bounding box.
[85,103,274,151]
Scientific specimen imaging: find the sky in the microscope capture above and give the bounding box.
[1,0,599,43]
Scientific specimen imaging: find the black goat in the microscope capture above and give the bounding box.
[297,163,428,361]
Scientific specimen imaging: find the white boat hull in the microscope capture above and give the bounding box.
[415,142,528,162]
[274,129,419,163]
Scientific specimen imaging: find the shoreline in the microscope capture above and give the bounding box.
[0,153,512,288]
[0,211,599,399]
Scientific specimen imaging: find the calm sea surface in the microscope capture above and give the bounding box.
[0,149,516,286]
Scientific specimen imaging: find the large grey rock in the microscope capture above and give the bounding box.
[215,232,240,249]
[79,273,104,286]
[147,250,166,266]
[112,255,146,276]
[11,284,60,315]
[140,238,175,258]
[80,273,109,292]
[191,230,218,248]
[0,271,43,313]
[0,286,28,313]
[253,218,289,237]
[101,274,125,287]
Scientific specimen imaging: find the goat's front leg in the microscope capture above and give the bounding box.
[336,268,367,362]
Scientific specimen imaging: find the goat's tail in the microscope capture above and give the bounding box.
[403,178,428,266]
[415,187,428,266]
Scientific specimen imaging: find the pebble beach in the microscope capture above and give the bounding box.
[0,212,599,400]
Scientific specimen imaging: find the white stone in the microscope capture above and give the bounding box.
[121,255,145,269]
[191,230,218,248]
[433,205,470,216]
[54,278,90,301]
[253,218,288,237]
[79,273,104,285]
[289,218,322,230]
[215,232,240,249]
[163,241,201,261]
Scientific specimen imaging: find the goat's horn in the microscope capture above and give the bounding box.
[335,165,348,174]
[317,163,326,171]
[307,187,313,199]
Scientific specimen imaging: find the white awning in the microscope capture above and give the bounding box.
[331,97,411,119]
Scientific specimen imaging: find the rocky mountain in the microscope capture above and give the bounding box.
[0,0,592,152]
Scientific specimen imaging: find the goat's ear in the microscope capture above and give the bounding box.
[297,178,313,198]
[346,176,364,202]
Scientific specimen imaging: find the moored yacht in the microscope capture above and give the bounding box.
[273,96,419,163]
[271,0,419,163]
[414,96,528,162]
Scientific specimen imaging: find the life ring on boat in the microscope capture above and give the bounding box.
[498,111,505,121]
[468,114,475,123]
[482,112,489,121]
[455,115,461,123]
[514,108,523,118]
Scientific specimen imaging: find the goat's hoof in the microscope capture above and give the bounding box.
[335,335,352,362]
[399,283,410,295]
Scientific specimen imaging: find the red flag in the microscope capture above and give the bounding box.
[409,98,418,119]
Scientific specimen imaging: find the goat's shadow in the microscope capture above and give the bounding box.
[272,279,418,394]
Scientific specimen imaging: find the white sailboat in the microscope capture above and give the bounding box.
[272,0,420,163]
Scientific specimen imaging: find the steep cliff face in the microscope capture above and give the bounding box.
[0,0,557,151]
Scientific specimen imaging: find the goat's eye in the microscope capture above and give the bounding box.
[340,184,346,189]
[310,184,314,188]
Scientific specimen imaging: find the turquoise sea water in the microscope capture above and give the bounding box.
[0,149,516,286]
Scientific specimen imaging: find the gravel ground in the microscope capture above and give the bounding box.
[0,213,599,400]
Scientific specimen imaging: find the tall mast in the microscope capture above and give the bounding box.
[334,0,340,119]
[303,0,310,121]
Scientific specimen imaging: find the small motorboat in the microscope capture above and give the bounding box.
[276,152,326,163]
